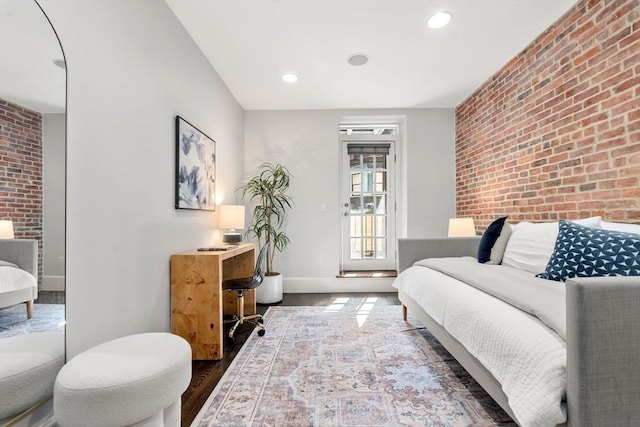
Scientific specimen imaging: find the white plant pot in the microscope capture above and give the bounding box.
[257,274,283,304]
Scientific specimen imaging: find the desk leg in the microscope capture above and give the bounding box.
[222,249,257,316]
[171,255,224,360]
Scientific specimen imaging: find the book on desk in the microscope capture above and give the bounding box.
[197,246,234,251]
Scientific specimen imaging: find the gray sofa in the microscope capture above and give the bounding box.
[397,236,640,427]
[0,239,38,318]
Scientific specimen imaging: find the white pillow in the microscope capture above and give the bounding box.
[502,221,559,274]
[487,222,512,265]
[601,220,640,234]
[501,217,605,273]
[573,216,602,228]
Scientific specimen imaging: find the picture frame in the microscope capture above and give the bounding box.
[175,116,216,211]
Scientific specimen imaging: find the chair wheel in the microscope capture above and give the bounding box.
[227,335,236,345]
[258,329,266,337]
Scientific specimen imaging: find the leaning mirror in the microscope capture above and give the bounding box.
[0,0,66,424]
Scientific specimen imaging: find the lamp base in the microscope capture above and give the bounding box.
[222,233,242,244]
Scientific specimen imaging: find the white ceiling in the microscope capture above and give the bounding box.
[0,1,576,114]
[0,0,65,114]
[166,0,576,110]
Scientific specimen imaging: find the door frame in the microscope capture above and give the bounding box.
[339,133,397,271]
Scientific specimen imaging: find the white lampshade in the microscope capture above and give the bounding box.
[0,220,15,239]
[219,205,245,230]
[448,217,476,237]
[218,205,245,244]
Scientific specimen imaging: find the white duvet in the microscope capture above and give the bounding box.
[393,265,567,427]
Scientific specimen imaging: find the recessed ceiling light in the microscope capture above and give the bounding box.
[348,54,369,66]
[282,73,298,83]
[427,11,452,29]
[53,58,66,70]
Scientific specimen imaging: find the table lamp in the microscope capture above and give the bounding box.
[0,220,15,239]
[448,217,476,237]
[219,205,245,244]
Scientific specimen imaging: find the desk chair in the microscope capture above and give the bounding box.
[222,245,267,341]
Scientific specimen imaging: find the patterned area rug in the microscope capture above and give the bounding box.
[0,303,65,338]
[193,303,515,426]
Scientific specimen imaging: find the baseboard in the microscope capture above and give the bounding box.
[41,275,65,291]
[283,277,396,293]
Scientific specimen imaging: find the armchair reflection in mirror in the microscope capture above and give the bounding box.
[0,239,37,319]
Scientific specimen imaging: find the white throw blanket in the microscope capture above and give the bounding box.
[393,264,567,427]
[417,257,567,339]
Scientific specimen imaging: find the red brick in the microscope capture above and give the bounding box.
[574,46,602,67]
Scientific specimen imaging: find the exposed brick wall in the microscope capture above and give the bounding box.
[455,0,640,231]
[0,98,43,284]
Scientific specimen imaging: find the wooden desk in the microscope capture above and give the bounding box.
[170,244,256,360]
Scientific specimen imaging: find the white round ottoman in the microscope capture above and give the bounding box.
[0,332,65,421]
[54,332,191,427]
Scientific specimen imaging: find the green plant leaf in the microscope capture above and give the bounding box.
[238,162,293,274]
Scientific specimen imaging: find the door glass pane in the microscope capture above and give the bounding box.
[350,216,362,237]
[362,196,375,213]
[351,173,361,192]
[350,196,361,212]
[350,155,361,170]
[376,155,387,168]
[374,195,386,213]
[350,238,361,259]
[375,171,386,192]
[375,216,386,237]
[362,172,373,192]
[376,238,386,259]
[363,238,374,259]
[362,215,375,237]
[363,155,375,169]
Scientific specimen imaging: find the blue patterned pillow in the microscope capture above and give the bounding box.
[536,220,640,281]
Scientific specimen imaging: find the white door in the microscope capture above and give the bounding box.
[340,132,396,271]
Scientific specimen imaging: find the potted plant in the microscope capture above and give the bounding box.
[240,162,293,303]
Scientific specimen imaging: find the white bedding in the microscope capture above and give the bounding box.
[0,266,36,294]
[393,265,567,427]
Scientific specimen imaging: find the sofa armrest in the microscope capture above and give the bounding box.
[566,276,640,427]
[0,239,38,281]
[397,237,481,273]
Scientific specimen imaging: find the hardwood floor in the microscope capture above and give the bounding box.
[181,292,400,426]
[36,290,65,304]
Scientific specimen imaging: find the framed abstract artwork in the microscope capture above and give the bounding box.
[175,116,216,211]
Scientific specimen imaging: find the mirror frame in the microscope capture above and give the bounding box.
[0,0,66,424]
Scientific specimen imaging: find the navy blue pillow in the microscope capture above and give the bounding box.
[477,216,508,263]
[536,220,640,281]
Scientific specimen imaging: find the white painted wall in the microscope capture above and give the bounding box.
[39,0,245,358]
[405,109,457,238]
[244,109,455,292]
[36,0,455,355]
[42,113,65,291]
